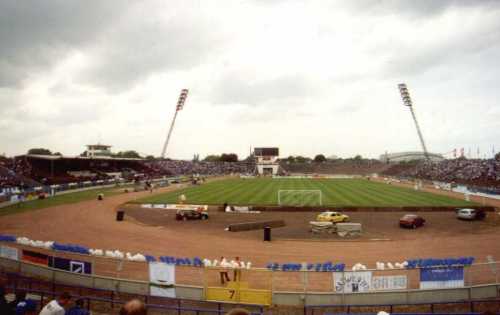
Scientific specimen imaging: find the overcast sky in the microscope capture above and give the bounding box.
[1,0,499,160]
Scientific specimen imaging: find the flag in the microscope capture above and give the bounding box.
[22,250,50,266]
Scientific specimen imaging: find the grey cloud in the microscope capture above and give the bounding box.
[341,0,499,18]
[76,5,229,92]
[209,73,316,106]
[380,9,500,77]
[0,1,127,87]
[78,20,220,91]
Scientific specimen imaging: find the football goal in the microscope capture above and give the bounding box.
[277,190,322,206]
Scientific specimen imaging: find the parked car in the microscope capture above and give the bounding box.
[399,214,425,229]
[456,208,486,220]
[176,209,208,221]
[316,211,349,223]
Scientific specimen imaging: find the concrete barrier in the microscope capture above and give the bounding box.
[1,256,499,306]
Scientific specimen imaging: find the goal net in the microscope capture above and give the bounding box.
[277,190,322,206]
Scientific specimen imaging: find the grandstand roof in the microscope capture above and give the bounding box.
[380,151,444,162]
[20,154,143,161]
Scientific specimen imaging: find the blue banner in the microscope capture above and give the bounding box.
[420,267,464,282]
[49,257,92,275]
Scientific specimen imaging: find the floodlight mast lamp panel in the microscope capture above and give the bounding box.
[398,83,430,161]
[161,89,189,159]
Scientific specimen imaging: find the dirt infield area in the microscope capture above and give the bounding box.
[1,182,500,269]
[123,206,500,241]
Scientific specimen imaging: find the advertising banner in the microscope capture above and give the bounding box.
[0,245,19,261]
[420,267,464,289]
[149,262,176,298]
[22,250,50,266]
[165,204,208,211]
[49,257,92,275]
[333,271,372,292]
[372,275,407,291]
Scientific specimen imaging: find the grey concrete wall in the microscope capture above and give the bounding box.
[0,257,20,272]
[54,270,93,288]
[20,263,54,280]
[1,257,499,307]
[175,285,204,300]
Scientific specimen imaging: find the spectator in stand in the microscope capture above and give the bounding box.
[383,158,500,190]
[119,299,146,315]
[1,285,10,315]
[15,299,37,315]
[39,292,71,315]
[8,291,26,314]
[66,299,89,315]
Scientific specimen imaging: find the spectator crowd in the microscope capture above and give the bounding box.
[385,158,500,190]
[146,160,255,176]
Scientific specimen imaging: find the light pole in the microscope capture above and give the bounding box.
[398,83,430,161]
[160,89,189,159]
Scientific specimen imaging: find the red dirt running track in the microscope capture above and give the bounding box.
[1,184,500,270]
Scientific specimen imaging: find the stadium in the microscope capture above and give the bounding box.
[1,2,500,315]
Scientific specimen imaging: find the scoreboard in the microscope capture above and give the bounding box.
[254,147,279,157]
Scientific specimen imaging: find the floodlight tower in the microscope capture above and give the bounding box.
[160,89,189,159]
[398,83,430,161]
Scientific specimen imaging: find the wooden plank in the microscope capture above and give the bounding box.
[227,220,285,232]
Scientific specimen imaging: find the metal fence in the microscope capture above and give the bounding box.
[3,243,500,294]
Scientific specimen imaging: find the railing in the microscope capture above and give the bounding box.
[3,270,499,315]
[2,271,265,315]
[306,299,500,315]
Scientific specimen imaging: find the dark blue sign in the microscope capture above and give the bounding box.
[420,267,464,282]
[49,257,92,275]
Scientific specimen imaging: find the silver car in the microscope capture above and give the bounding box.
[456,208,485,220]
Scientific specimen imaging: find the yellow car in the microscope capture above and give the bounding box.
[316,211,349,223]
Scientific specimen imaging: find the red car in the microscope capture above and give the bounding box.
[399,214,425,229]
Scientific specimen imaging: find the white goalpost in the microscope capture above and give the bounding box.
[277,190,323,206]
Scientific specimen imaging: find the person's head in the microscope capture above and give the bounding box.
[58,292,71,306]
[119,299,146,315]
[226,308,250,315]
[20,299,37,315]
[75,298,85,308]
[15,290,27,301]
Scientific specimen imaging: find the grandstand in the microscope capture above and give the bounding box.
[380,152,444,163]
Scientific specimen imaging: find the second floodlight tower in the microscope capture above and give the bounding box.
[160,89,189,159]
[398,83,430,161]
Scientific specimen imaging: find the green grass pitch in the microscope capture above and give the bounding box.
[136,178,475,207]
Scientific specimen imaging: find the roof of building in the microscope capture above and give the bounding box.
[20,154,143,161]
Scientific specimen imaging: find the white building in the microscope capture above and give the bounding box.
[255,147,280,175]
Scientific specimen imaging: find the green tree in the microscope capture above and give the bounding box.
[145,155,155,160]
[115,150,142,159]
[314,154,327,163]
[220,153,238,162]
[495,152,500,161]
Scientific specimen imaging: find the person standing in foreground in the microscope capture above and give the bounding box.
[66,299,89,315]
[119,299,146,315]
[0,285,10,315]
[39,292,71,315]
